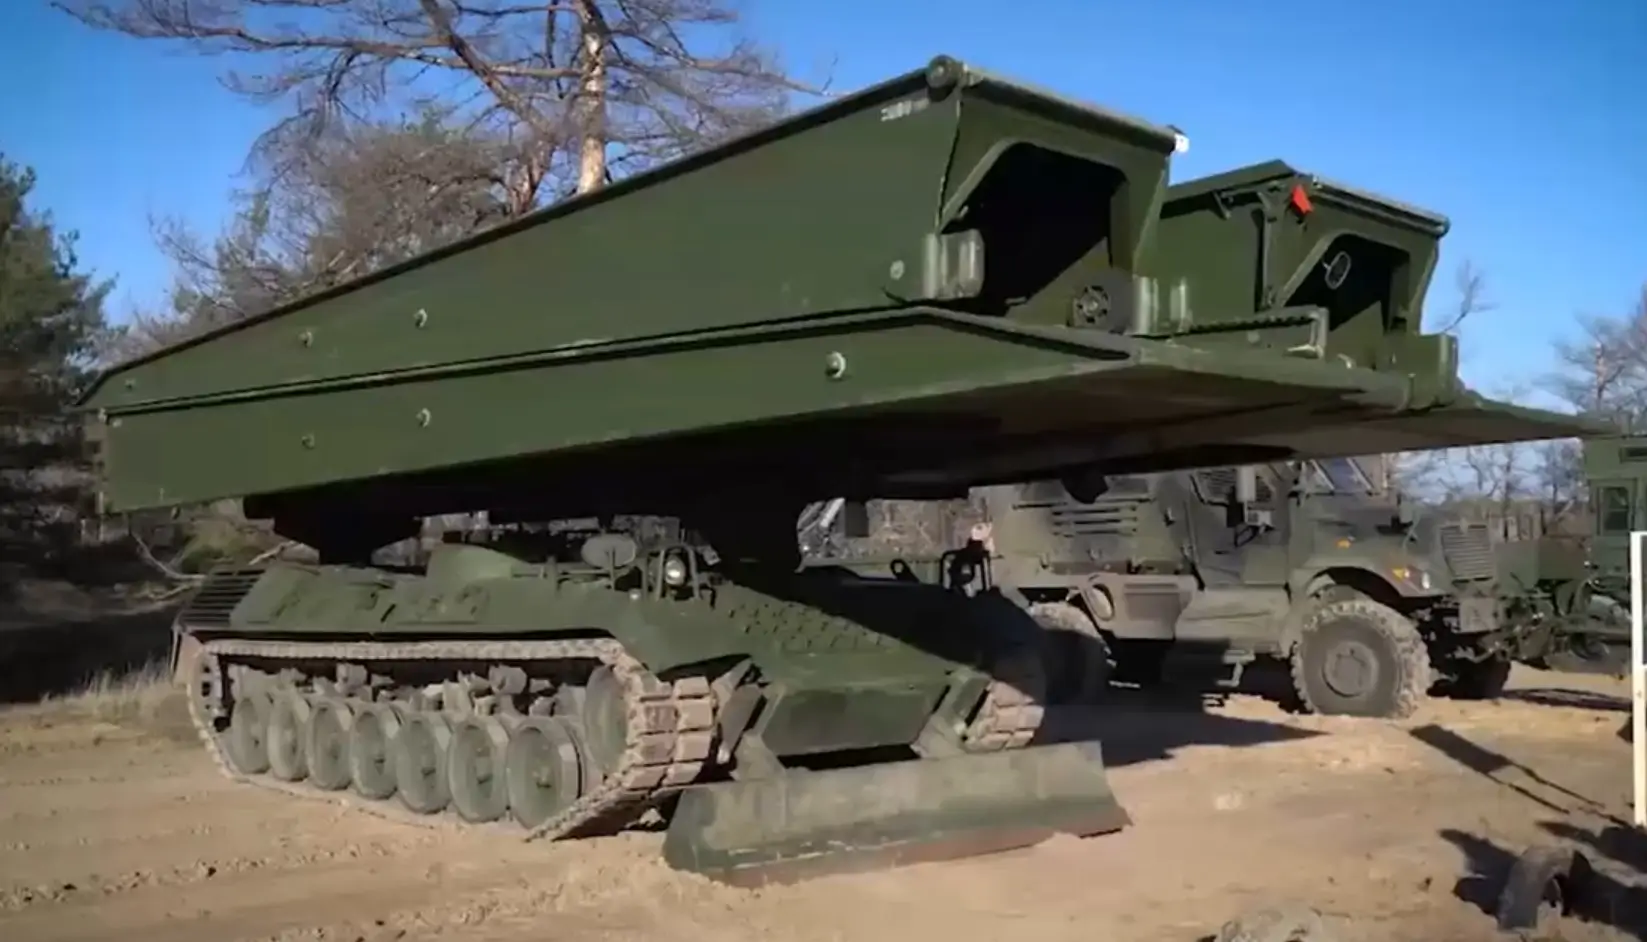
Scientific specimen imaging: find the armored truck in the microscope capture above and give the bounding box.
[807,439,1646,720]
[81,54,1602,885]
[1574,433,1642,605]
[1493,434,1643,676]
[809,458,1520,721]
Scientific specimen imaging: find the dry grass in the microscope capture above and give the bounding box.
[43,659,176,723]
[5,659,196,743]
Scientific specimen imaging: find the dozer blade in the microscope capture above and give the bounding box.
[661,740,1128,887]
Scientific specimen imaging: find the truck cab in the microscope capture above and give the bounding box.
[1581,436,1647,592]
[1491,435,1642,676]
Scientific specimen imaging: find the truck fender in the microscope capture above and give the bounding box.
[1073,581,1116,623]
[1277,569,1401,653]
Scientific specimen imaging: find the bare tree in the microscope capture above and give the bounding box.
[55,0,826,213]
[1435,258,1493,334]
[1529,438,1584,532]
[1385,262,1587,533]
[61,0,828,566]
[104,114,518,360]
[1406,277,1647,535]
[1547,284,1647,432]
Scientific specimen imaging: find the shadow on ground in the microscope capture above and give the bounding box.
[1038,685,1320,767]
[1442,827,1647,940]
[1512,688,1633,714]
[1417,722,1647,937]
[1409,723,1618,818]
[0,603,179,704]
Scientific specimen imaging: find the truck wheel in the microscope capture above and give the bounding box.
[1290,598,1431,719]
[1439,655,1512,700]
[1028,601,1112,705]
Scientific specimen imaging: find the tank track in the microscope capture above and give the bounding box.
[185,633,1045,840]
[960,642,1046,751]
[187,637,715,842]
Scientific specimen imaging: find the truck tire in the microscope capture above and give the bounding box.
[1027,601,1112,705]
[1495,844,1592,932]
[1439,654,1512,700]
[1290,597,1431,719]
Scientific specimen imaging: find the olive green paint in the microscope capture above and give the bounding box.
[90,308,1601,513]
[661,739,1129,886]
[1580,434,1647,586]
[78,54,1605,517]
[83,59,1179,411]
[207,540,1012,681]
[835,461,1499,663]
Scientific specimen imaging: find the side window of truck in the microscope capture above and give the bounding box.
[1598,485,1633,534]
[1189,468,1275,506]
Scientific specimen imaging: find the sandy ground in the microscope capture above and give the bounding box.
[1,663,1644,942]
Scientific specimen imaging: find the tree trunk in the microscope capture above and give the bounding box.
[574,0,609,195]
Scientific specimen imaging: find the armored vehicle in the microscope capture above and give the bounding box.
[1567,433,1643,613]
[81,55,1601,885]
[1492,434,1643,676]
[807,458,1525,721]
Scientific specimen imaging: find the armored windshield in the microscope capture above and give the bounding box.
[1302,457,1377,495]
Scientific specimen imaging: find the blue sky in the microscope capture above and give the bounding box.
[4,0,1643,404]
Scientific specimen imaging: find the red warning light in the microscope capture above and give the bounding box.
[1289,184,1313,216]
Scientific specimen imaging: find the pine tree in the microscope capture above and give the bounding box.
[0,155,113,585]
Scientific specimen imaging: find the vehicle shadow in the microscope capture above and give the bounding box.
[1510,687,1632,714]
[1415,723,1647,937]
[1408,723,1618,818]
[763,564,1321,768]
[1542,821,1647,875]
[1037,685,1321,768]
[1440,827,1647,939]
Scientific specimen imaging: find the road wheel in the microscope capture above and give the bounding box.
[1439,654,1512,700]
[392,711,453,814]
[1028,601,1112,705]
[1290,597,1431,719]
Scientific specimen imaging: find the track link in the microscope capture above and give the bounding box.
[188,637,716,842]
[963,642,1047,751]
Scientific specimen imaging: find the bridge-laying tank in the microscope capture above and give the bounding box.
[81,54,1603,886]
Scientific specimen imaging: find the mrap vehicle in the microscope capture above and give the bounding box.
[806,457,1526,720]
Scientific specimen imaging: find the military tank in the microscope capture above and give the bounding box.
[81,54,1601,886]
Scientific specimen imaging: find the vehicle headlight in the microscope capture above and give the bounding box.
[1391,566,1432,591]
[662,554,689,587]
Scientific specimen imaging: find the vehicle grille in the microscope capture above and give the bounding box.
[1047,501,1140,537]
[178,568,265,628]
[1439,522,1495,582]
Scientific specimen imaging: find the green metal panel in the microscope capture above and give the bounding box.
[82,56,1180,414]
[1151,161,1447,377]
[92,308,1608,513]
[1581,434,1647,582]
[210,543,1011,677]
[78,55,1608,520]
